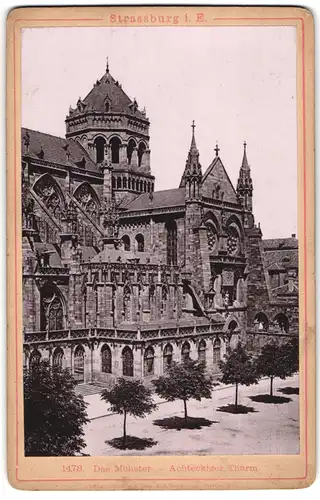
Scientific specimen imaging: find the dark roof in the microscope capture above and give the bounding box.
[263,237,298,250]
[21,128,98,171]
[81,70,146,120]
[122,188,186,212]
[264,249,298,270]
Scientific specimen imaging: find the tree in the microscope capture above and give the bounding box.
[24,360,89,456]
[282,337,299,374]
[219,342,258,411]
[152,359,214,426]
[100,378,157,448]
[255,340,296,396]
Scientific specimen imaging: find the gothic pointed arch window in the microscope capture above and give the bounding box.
[163,343,173,372]
[53,347,64,367]
[40,285,64,331]
[122,346,134,376]
[94,136,106,164]
[181,341,191,362]
[122,235,130,251]
[227,225,241,256]
[206,222,219,254]
[253,312,269,332]
[135,234,144,252]
[213,338,221,366]
[110,137,121,164]
[74,345,85,383]
[101,344,112,373]
[138,142,146,167]
[73,183,100,223]
[161,285,168,313]
[123,284,132,322]
[33,174,65,222]
[198,339,206,364]
[29,349,41,368]
[127,139,136,165]
[144,346,155,376]
[166,219,177,265]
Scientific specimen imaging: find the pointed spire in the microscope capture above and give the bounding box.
[190,120,197,152]
[179,122,202,188]
[241,141,249,170]
[106,56,109,73]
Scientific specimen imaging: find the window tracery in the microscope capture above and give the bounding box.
[33,175,65,222]
[74,183,99,222]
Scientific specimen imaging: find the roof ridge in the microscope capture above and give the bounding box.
[21,127,66,141]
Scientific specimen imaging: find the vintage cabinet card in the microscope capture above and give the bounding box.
[6,5,315,490]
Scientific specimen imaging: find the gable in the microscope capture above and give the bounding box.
[202,157,238,204]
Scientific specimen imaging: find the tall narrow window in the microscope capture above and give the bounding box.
[121,235,130,251]
[53,347,64,367]
[40,285,64,331]
[181,341,191,362]
[166,220,177,265]
[110,137,121,164]
[101,344,112,373]
[123,285,132,322]
[144,346,155,376]
[163,344,173,373]
[122,346,134,376]
[138,142,146,167]
[127,139,136,165]
[94,137,106,164]
[213,338,221,366]
[135,234,144,252]
[198,339,206,364]
[74,345,85,383]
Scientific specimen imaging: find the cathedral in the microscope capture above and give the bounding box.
[21,61,299,388]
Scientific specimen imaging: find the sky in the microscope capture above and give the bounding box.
[21,26,297,239]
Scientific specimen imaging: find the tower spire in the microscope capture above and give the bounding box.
[237,141,253,214]
[179,122,202,192]
[106,56,109,73]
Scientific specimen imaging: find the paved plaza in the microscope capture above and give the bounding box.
[83,374,299,457]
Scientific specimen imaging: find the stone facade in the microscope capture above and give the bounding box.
[21,63,299,385]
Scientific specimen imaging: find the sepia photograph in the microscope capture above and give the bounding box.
[20,24,300,459]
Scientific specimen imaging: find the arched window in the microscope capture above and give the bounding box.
[138,142,146,167]
[206,222,219,254]
[147,182,151,192]
[94,136,106,164]
[40,285,64,331]
[122,235,130,251]
[161,285,168,313]
[213,338,221,366]
[166,220,177,265]
[135,234,144,252]
[112,177,116,189]
[122,346,133,376]
[101,344,112,373]
[181,341,191,362]
[117,177,122,189]
[228,320,238,333]
[131,179,135,191]
[128,178,132,190]
[163,343,173,373]
[123,284,132,322]
[253,312,269,332]
[127,139,136,165]
[53,347,64,367]
[227,225,240,256]
[110,137,121,164]
[144,181,147,192]
[74,345,85,383]
[144,346,155,376]
[33,174,65,222]
[198,339,206,364]
[123,177,127,189]
[29,349,41,368]
[139,180,143,192]
[274,313,289,333]
[74,183,100,222]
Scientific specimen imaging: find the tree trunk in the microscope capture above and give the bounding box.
[235,383,239,411]
[123,411,127,448]
[183,399,188,426]
[270,376,274,397]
